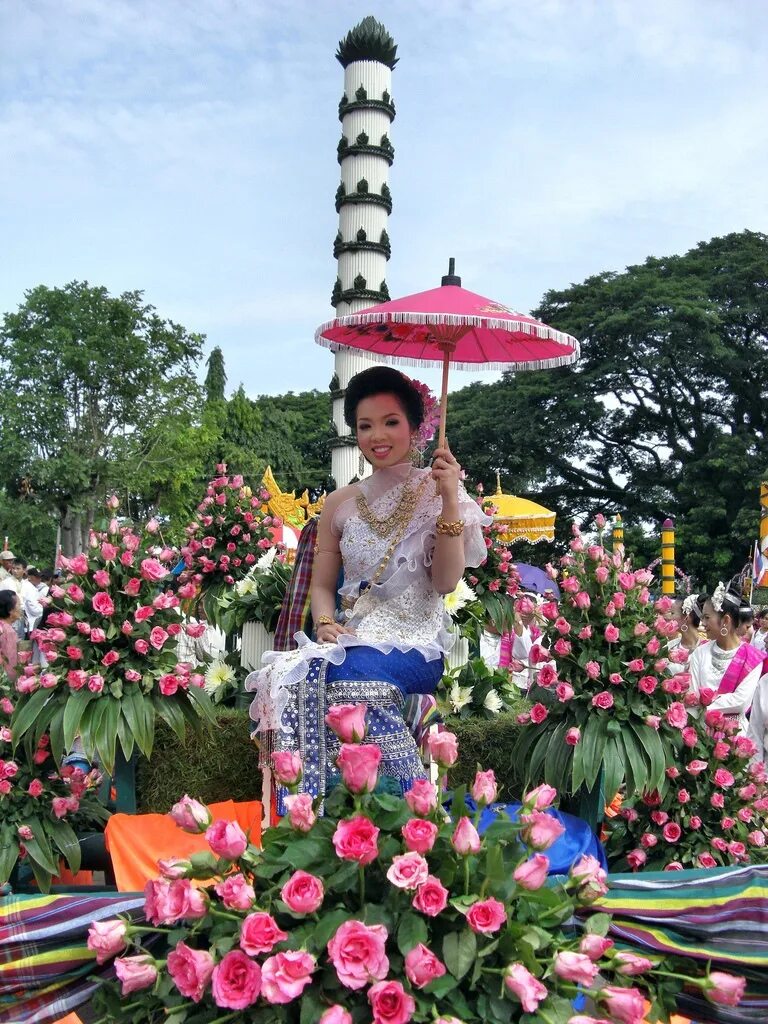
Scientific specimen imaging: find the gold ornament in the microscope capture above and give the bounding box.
[356,477,419,539]
[436,514,465,537]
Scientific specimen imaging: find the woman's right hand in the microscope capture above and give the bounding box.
[316,622,356,644]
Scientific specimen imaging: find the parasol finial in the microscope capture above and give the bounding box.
[441,257,462,287]
[495,470,503,496]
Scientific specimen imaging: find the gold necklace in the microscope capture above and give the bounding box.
[356,474,418,539]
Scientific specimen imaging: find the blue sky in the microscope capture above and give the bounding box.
[2,0,767,399]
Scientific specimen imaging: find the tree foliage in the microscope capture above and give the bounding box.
[449,231,768,586]
[0,281,204,555]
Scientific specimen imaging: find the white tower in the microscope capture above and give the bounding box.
[330,17,397,486]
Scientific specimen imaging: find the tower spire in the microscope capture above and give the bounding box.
[329,17,397,486]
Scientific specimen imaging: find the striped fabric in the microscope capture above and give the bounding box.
[273,518,318,652]
[586,864,768,1023]
[0,891,145,1024]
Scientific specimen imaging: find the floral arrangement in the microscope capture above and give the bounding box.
[0,670,108,890]
[13,497,217,774]
[406,377,441,454]
[513,517,768,860]
[88,711,743,1023]
[439,656,520,718]
[608,706,768,870]
[217,547,293,636]
[465,497,521,633]
[181,464,280,621]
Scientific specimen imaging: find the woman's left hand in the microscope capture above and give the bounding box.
[431,441,462,504]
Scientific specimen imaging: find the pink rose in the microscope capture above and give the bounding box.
[328,920,389,989]
[566,726,581,745]
[167,941,214,1002]
[280,870,324,914]
[714,767,735,788]
[133,639,150,655]
[521,810,565,851]
[284,793,316,832]
[67,584,85,602]
[467,896,506,935]
[332,816,380,865]
[404,778,438,816]
[101,649,120,667]
[404,944,446,989]
[554,951,599,985]
[325,703,367,742]
[319,1008,353,1024]
[114,954,158,995]
[144,878,207,925]
[206,819,248,859]
[504,962,548,1013]
[88,674,105,693]
[424,730,459,767]
[240,912,288,955]
[336,742,381,794]
[595,565,609,583]
[27,778,44,797]
[401,818,438,854]
[90,628,106,643]
[553,638,572,656]
[666,702,688,729]
[140,558,167,583]
[471,768,498,805]
[662,822,682,843]
[573,591,591,610]
[387,851,429,890]
[514,853,550,890]
[591,690,614,710]
[87,919,128,964]
[451,816,481,855]
[260,950,315,1004]
[68,553,89,575]
[134,605,155,622]
[615,952,655,975]
[556,682,575,702]
[367,979,415,1024]
[604,624,620,643]
[580,933,614,960]
[211,949,261,1009]
[706,971,746,1007]
[578,625,593,639]
[637,675,657,695]
[91,591,115,617]
[412,874,449,916]
[584,660,600,680]
[214,873,255,910]
[599,986,646,1024]
[627,848,647,870]
[524,783,557,811]
[124,669,141,683]
[681,726,698,748]
[698,852,718,868]
[149,626,169,650]
[570,854,608,901]
[271,751,303,787]
[537,664,558,688]
[529,702,548,724]
[170,795,212,833]
[626,658,645,673]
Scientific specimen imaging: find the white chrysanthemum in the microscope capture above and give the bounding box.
[256,546,278,570]
[444,579,476,617]
[483,689,503,714]
[235,573,258,597]
[449,683,473,713]
[204,660,235,694]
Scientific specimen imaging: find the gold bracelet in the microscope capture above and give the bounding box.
[436,514,464,537]
[315,614,335,626]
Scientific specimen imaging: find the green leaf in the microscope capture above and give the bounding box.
[48,705,66,766]
[185,684,219,729]
[603,735,624,806]
[581,715,610,791]
[116,709,136,762]
[63,688,96,751]
[11,687,54,745]
[310,908,351,950]
[584,911,611,936]
[94,697,121,774]
[154,695,187,744]
[0,826,20,886]
[442,928,477,980]
[396,912,428,955]
[122,688,152,757]
[44,817,82,875]
[628,721,667,792]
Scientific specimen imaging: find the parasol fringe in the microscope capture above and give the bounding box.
[315,333,580,373]
[315,309,579,351]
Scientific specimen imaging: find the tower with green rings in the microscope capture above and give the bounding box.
[330,17,397,486]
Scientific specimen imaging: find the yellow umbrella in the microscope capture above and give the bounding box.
[483,473,556,545]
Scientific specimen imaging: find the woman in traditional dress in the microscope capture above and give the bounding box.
[0,590,21,681]
[247,367,489,811]
[666,593,706,674]
[688,583,765,733]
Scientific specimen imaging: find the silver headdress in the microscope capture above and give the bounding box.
[682,594,701,618]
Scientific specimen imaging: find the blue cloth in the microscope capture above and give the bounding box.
[326,646,443,695]
[468,797,607,873]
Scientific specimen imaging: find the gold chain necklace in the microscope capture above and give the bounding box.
[356,474,419,539]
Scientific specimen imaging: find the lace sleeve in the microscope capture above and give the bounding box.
[458,481,492,567]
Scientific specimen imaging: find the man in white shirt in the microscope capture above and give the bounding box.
[0,557,44,638]
[751,609,768,653]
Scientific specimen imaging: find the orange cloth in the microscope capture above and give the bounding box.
[104,801,262,892]
[51,867,94,886]
[643,1000,690,1023]
[52,1015,83,1024]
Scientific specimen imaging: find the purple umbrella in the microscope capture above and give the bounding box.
[516,563,560,599]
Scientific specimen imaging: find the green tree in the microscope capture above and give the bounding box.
[0,281,204,555]
[251,390,334,496]
[204,346,227,404]
[449,231,768,585]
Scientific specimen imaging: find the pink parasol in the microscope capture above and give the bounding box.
[315,260,579,447]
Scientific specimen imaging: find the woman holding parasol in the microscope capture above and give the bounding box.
[247,366,489,812]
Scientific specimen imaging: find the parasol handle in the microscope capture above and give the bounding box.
[437,345,451,449]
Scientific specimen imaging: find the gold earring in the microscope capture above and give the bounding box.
[358,450,365,476]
